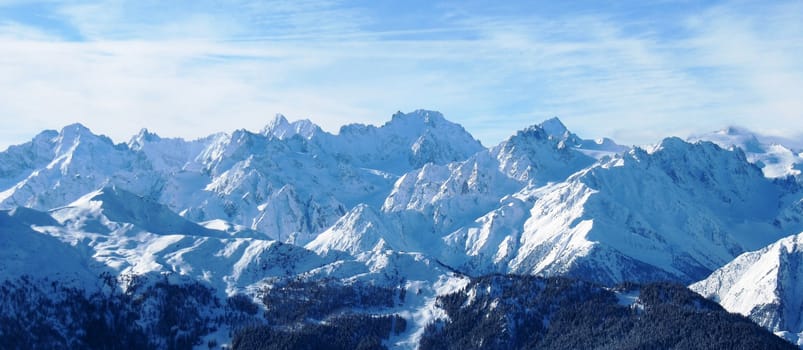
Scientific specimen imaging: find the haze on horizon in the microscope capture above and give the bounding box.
[0,0,801,150]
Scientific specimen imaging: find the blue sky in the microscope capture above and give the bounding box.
[1,0,801,150]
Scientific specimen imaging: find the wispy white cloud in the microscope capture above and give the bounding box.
[677,2,803,136]
[0,1,801,150]
[0,20,57,40]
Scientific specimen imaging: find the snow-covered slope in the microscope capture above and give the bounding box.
[382,118,603,236]
[440,194,534,273]
[382,152,521,233]
[506,138,795,285]
[307,204,398,256]
[37,186,335,294]
[52,186,231,238]
[0,207,95,285]
[691,233,803,346]
[11,183,448,299]
[691,126,803,179]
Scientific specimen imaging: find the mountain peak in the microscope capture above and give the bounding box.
[689,128,765,154]
[539,117,569,137]
[263,113,290,132]
[61,122,91,133]
[653,136,688,152]
[53,123,114,155]
[689,126,803,178]
[57,123,94,142]
[136,128,160,141]
[503,117,627,160]
[390,109,446,125]
[261,113,321,140]
[128,128,161,149]
[333,110,483,172]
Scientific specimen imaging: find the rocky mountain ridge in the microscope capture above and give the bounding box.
[1,110,802,348]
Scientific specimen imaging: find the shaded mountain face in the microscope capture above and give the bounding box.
[1,110,802,348]
[0,207,94,285]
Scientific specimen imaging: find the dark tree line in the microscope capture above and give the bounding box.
[419,275,796,350]
[6,272,787,350]
[232,314,406,350]
[230,278,407,350]
[0,274,259,350]
[258,278,399,324]
[0,274,409,350]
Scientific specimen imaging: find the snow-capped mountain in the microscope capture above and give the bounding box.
[382,152,522,234]
[0,110,483,246]
[691,232,803,346]
[0,123,161,210]
[421,135,801,285]
[2,110,802,348]
[323,110,484,173]
[490,121,597,183]
[381,117,611,237]
[261,114,322,140]
[690,126,803,179]
[314,119,803,288]
[505,138,798,285]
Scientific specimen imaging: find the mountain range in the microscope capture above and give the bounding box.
[1,109,802,348]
